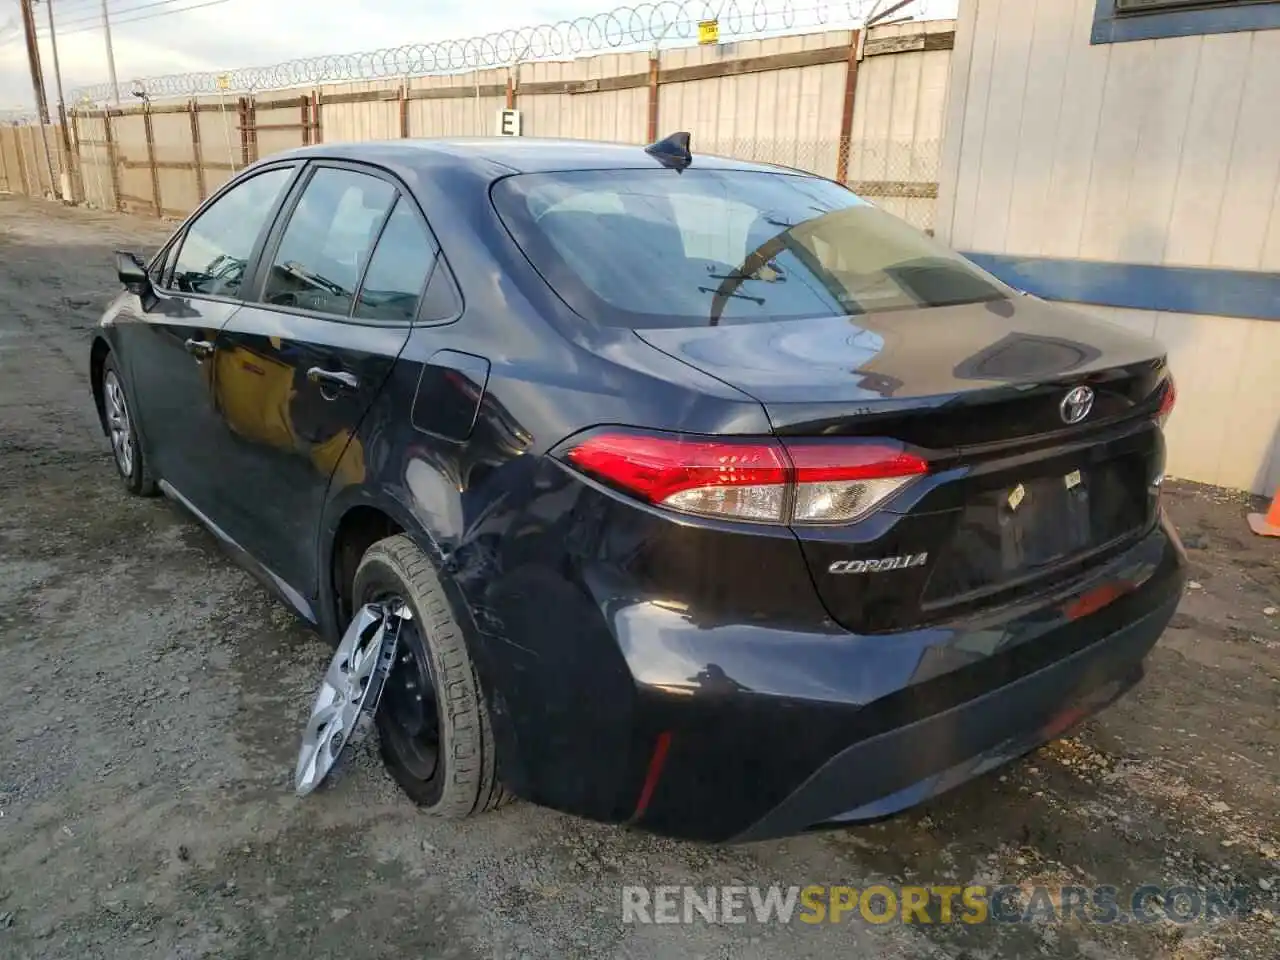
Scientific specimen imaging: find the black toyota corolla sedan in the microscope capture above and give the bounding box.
[90,134,1186,842]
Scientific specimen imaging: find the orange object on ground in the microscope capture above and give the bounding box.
[1247,486,1280,537]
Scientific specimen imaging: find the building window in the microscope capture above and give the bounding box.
[1093,0,1280,44]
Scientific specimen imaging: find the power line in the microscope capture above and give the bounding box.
[35,0,226,36]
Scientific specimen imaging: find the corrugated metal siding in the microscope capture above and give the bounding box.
[410,70,506,138]
[112,113,151,215]
[939,0,1280,266]
[1073,304,1280,494]
[151,111,198,215]
[520,53,649,142]
[321,80,401,143]
[74,113,116,210]
[195,96,246,198]
[937,0,1280,495]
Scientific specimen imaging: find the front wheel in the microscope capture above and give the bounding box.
[353,534,508,817]
[101,355,157,496]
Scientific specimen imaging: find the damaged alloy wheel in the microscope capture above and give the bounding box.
[294,601,405,796]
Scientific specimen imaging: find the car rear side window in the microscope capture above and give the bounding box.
[262,167,397,318]
[170,167,293,298]
[354,197,437,324]
[492,169,1010,328]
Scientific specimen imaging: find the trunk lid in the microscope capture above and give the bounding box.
[635,296,1171,633]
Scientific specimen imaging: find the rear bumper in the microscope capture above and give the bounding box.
[622,513,1185,843]
[731,585,1175,841]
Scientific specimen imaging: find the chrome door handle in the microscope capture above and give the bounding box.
[306,367,360,392]
[184,338,214,359]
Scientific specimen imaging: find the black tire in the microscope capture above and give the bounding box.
[101,354,158,496]
[353,534,508,817]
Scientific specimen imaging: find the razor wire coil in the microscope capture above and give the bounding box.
[69,0,925,104]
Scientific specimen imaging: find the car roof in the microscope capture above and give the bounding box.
[273,137,810,178]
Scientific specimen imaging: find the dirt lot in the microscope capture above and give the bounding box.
[0,194,1277,960]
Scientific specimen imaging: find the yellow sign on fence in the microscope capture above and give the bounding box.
[216,74,230,91]
[697,19,719,45]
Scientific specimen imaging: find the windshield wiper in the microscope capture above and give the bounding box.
[698,286,764,305]
[707,269,786,283]
[282,261,349,298]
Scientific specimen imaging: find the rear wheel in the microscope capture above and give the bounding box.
[352,534,507,817]
[101,355,157,496]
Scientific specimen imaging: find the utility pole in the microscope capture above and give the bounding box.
[42,1,69,121]
[41,0,75,199]
[101,0,121,106]
[19,0,50,123]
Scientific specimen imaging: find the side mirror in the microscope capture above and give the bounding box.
[115,251,151,294]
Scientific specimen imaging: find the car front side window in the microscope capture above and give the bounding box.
[169,167,294,299]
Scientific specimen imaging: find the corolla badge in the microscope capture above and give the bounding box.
[1059,385,1094,425]
[829,553,928,575]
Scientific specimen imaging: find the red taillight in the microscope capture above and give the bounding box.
[566,432,790,522]
[562,430,928,525]
[1157,375,1176,426]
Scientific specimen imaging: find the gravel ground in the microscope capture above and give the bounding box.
[0,195,1277,960]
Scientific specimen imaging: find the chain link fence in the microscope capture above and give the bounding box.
[702,137,941,231]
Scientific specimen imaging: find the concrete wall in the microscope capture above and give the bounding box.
[936,0,1280,495]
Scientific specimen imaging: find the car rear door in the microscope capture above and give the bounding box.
[205,161,440,609]
[119,163,299,516]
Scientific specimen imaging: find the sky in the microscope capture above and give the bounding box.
[0,0,958,112]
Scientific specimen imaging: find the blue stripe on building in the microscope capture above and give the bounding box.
[961,253,1280,322]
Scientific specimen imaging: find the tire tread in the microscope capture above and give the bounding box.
[354,535,509,817]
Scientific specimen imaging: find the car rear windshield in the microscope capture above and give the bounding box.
[491,168,1010,328]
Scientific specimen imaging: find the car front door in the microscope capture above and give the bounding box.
[120,164,298,516]
[206,162,440,610]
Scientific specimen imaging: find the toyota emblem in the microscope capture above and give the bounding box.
[1060,385,1094,425]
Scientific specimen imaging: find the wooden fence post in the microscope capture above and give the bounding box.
[237,96,251,167]
[301,94,312,146]
[0,129,10,193]
[311,90,323,143]
[69,111,84,202]
[41,125,57,197]
[248,97,258,163]
[399,83,410,138]
[142,103,163,217]
[103,110,122,212]
[646,53,660,143]
[835,30,862,184]
[189,99,206,203]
